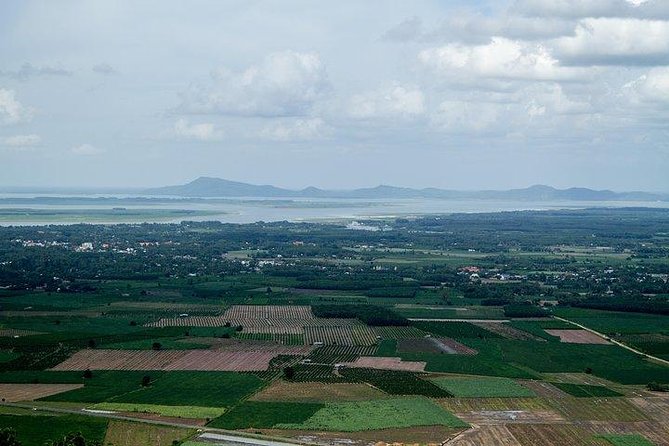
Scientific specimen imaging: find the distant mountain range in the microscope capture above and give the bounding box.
[145,177,669,201]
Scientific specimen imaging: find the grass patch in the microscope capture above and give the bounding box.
[92,402,225,419]
[597,434,654,446]
[276,398,468,431]
[104,420,194,446]
[430,377,536,398]
[550,382,623,398]
[208,401,323,429]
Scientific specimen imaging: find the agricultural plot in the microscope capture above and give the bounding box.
[146,315,228,328]
[473,322,545,341]
[91,402,225,419]
[545,329,610,344]
[597,434,655,446]
[451,425,522,446]
[306,345,377,364]
[103,420,194,446]
[431,377,536,398]
[343,356,426,372]
[506,424,602,446]
[518,380,571,398]
[398,337,477,355]
[550,382,624,398]
[0,414,108,446]
[547,397,650,422]
[274,398,468,431]
[208,401,324,429]
[250,380,388,402]
[456,409,566,425]
[439,397,556,415]
[51,345,311,372]
[411,321,502,339]
[289,364,340,382]
[0,383,83,402]
[223,305,314,320]
[304,325,377,346]
[374,325,428,339]
[340,367,451,397]
[235,333,304,345]
[628,395,669,422]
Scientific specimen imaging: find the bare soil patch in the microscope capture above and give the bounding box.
[343,356,426,372]
[250,381,388,402]
[450,425,522,446]
[544,329,610,344]
[51,345,311,372]
[0,383,84,402]
[472,322,544,341]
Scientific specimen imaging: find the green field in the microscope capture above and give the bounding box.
[275,398,468,431]
[91,402,225,419]
[208,401,323,429]
[430,377,536,398]
[42,371,265,407]
[597,434,655,446]
[0,414,108,446]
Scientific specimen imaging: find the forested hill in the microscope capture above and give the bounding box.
[146,177,669,201]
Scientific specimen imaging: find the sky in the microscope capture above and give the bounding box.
[1,0,668,191]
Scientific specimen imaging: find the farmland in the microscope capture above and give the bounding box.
[0,209,668,444]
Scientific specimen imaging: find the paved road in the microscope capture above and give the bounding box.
[0,401,306,446]
[553,316,669,367]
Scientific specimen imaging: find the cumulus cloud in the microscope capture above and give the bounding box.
[381,17,423,42]
[0,89,33,125]
[173,118,222,141]
[0,63,72,81]
[92,63,118,75]
[511,0,669,20]
[70,143,105,155]
[2,134,41,148]
[179,51,330,117]
[261,118,328,141]
[555,18,669,66]
[349,83,425,119]
[423,14,575,44]
[419,38,586,82]
[624,67,669,103]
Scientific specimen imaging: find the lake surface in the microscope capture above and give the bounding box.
[1,194,668,225]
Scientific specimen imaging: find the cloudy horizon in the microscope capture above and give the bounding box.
[1,0,668,192]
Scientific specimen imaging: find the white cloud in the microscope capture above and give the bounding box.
[382,17,423,42]
[419,38,585,82]
[174,118,222,141]
[0,89,33,125]
[431,100,503,133]
[261,118,327,141]
[70,143,105,156]
[2,134,41,148]
[555,18,669,65]
[92,63,117,75]
[349,83,425,119]
[625,67,669,103]
[0,63,72,81]
[511,0,669,20]
[179,51,329,117]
